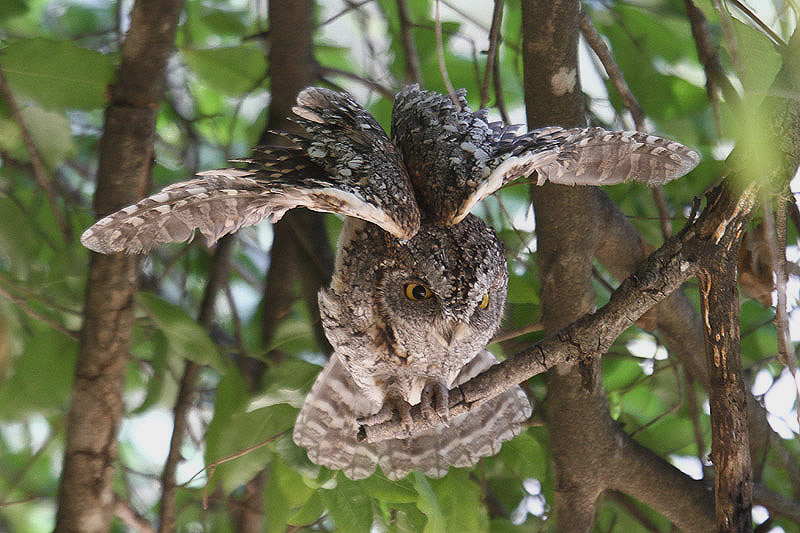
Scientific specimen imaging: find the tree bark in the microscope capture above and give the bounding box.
[54,0,184,531]
[698,246,753,532]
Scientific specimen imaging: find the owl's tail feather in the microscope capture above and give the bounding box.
[293,351,531,480]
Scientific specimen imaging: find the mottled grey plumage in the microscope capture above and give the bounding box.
[391,85,699,225]
[80,85,699,480]
[295,216,530,479]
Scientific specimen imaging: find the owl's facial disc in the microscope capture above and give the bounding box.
[366,215,508,364]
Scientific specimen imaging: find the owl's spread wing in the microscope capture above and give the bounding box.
[391,85,496,224]
[293,350,531,480]
[81,88,421,254]
[450,126,700,224]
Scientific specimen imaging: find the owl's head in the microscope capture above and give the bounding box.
[327,214,508,378]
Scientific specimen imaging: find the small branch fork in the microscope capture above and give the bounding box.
[359,181,758,443]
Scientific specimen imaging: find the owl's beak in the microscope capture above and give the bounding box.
[434,319,471,349]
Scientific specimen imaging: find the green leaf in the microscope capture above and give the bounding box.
[497,432,547,479]
[181,44,267,95]
[205,403,297,494]
[13,105,75,167]
[0,327,77,419]
[730,19,782,104]
[602,358,644,391]
[0,0,28,23]
[362,474,418,503]
[413,472,446,533]
[321,475,373,533]
[0,200,39,277]
[287,491,325,527]
[265,458,315,533]
[429,471,489,533]
[1,39,114,110]
[137,292,226,371]
[248,359,321,410]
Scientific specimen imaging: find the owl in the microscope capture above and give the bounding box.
[81,85,699,480]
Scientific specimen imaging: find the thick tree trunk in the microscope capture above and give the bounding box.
[54,0,184,531]
[521,1,714,531]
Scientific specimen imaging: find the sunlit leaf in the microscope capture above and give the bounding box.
[1,39,114,110]
[137,292,226,371]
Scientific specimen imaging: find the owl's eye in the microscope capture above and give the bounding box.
[479,293,490,309]
[404,283,432,301]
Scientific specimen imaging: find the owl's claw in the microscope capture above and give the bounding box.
[358,391,414,437]
[421,380,450,426]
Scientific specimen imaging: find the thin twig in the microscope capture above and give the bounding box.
[580,11,675,239]
[434,0,459,108]
[491,322,543,344]
[190,431,288,509]
[727,0,784,47]
[316,65,395,99]
[683,0,739,133]
[684,372,708,475]
[396,0,422,84]
[0,280,77,338]
[761,193,800,427]
[579,11,645,130]
[158,236,234,533]
[0,62,71,240]
[480,0,504,109]
[711,0,745,81]
[114,495,156,533]
[319,0,374,28]
[491,49,511,123]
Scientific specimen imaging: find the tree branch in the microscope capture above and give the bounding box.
[697,217,754,532]
[396,0,422,84]
[479,0,504,109]
[54,1,184,531]
[158,235,233,533]
[361,184,756,440]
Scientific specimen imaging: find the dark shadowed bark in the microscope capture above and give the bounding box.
[54,0,184,531]
[230,2,333,531]
[259,0,333,360]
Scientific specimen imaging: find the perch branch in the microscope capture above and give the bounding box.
[360,181,758,442]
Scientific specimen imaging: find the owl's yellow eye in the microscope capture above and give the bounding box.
[404,283,432,301]
[479,293,490,309]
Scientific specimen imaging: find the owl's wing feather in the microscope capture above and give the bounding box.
[451,126,700,223]
[293,350,531,480]
[82,87,422,255]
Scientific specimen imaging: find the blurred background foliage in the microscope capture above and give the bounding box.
[0,0,797,531]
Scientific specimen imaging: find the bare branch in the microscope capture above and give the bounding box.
[317,65,395,99]
[434,0,459,108]
[55,1,184,530]
[396,0,422,84]
[114,495,156,533]
[361,181,758,442]
[158,235,233,533]
[697,234,753,530]
[480,0,504,109]
[579,11,645,130]
[727,0,784,47]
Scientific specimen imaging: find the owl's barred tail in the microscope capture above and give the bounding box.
[293,351,531,480]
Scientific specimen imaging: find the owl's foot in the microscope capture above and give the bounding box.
[421,380,450,426]
[358,391,414,437]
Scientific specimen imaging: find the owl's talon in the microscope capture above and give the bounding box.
[358,392,415,437]
[421,381,450,426]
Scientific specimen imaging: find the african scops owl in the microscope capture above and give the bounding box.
[81,85,699,480]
